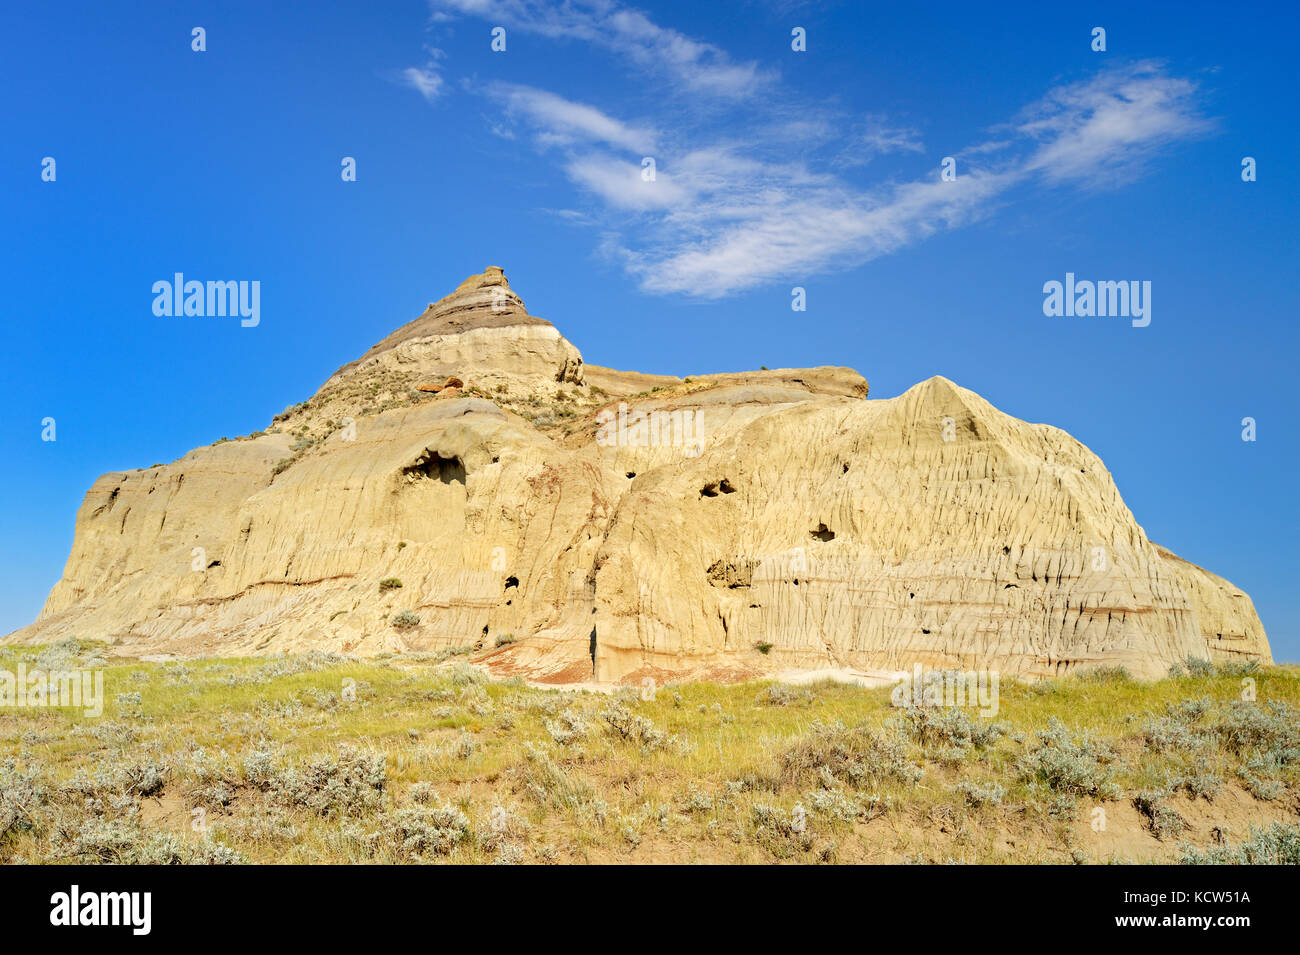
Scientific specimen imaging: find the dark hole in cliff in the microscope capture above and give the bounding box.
[626,471,636,479]
[404,451,466,485]
[505,576,519,589]
[810,523,835,542]
[589,626,597,672]
[207,560,221,568]
[909,592,915,599]
[1002,545,1011,555]
[707,558,755,589]
[93,487,121,518]
[700,478,737,498]
[842,463,849,474]
[1004,583,1018,589]
[921,628,931,634]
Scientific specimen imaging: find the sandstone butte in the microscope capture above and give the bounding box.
[6,267,1272,684]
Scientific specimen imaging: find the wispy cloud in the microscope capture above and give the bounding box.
[833,116,927,168]
[406,2,1213,297]
[619,61,1213,296]
[1014,64,1214,186]
[402,64,445,103]
[488,83,658,153]
[430,0,771,98]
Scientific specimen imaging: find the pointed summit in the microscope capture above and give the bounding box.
[324,267,584,390]
[426,265,532,326]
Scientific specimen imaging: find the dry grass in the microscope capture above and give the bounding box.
[1,642,1296,864]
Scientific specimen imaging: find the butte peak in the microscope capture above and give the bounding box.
[5,265,1271,684]
[323,266,584,391]
[425,265,534,326]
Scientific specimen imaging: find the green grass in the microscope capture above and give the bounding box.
[1,642,1296,864]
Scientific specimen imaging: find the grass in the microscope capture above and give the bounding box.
[1,641,1296,865]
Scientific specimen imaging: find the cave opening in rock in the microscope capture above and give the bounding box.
[403,451,466,485]
[810,523,835,542]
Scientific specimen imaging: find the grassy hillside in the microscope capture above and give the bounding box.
[2,640,1297,864]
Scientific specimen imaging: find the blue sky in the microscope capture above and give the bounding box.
[1,1,1296,658]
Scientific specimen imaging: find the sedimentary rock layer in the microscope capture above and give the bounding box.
[8,269,1270,682]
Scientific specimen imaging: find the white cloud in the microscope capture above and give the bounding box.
[564,155,691,210]
[626,167,1013,296]
[1015,62,1214,186]
[833,117,926,167]
[605,62,1211,296]
[402,65,444,103]
[429,0,770,98]
[489,84,657,153]
[405,1,1213,299]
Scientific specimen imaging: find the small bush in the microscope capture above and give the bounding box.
[383,805,471,859]
[510,744,593,810]
[1173,657,1217,678]
[1133,790,1185,841]
[452,733,478,761]
[895,707,1008,753]
[602,703,678,752]
[407,782,436,805]
[450,662,483,686]
[1171,769,1223,801]
[751,803,813,859]
[954,780,1005,808]
[391,610,420,629]
[1179,822,1300,865]
[0,758,46,841]
[755,683,814,707]
[1237,756,1286,801]
[244,746,385,817]
[379,578,403,592]
[1017,719,1120,798]
[545,707,591,746]
[1215,701,1300,763]
[779,722,920,789]
[1138,716,1209,753]
[1075,665,1133,684]
[47,817,245,864]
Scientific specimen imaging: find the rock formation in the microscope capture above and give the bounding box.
[7,268,1272,682]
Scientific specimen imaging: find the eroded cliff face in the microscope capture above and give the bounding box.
[8,269,1271,682]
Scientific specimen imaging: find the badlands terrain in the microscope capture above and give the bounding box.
[2,268,1295,865]
[4,267,1274,684]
